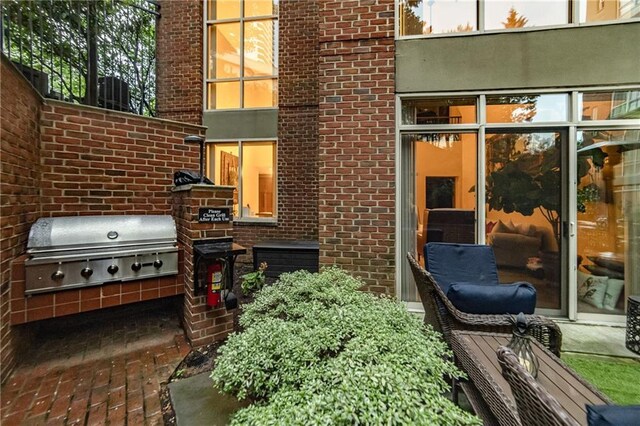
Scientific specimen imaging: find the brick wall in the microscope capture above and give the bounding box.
[156,0,203,125]
[318,0,396,293]
[39,101,203,216]
[0,57,42,383]
[233,0,320,253]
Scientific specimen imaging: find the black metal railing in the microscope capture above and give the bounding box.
[1,0,159,116]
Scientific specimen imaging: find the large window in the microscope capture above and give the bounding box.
[399,89,640,322]
[206,141,276,220]
[398,0,639,37]
[205,0,278,109]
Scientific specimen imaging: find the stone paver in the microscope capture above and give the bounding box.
[0,300,190,425]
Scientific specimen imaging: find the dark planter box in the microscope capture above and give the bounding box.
[252,240,319,278]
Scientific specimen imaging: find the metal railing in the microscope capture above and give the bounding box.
[1,0,159,116]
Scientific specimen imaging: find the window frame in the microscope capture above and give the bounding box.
[203,0,279,111]
[206,138,278,223]
[395,0,640,40]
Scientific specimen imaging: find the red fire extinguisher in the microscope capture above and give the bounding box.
[207,261,224,308]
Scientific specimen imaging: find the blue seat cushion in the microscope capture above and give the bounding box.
[446,282,536,314]
[425,243,500,293]
[587,405,640,426]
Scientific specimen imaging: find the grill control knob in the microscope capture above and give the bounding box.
[107,265,119,275]
[153,259,163,269]
[131,262,142,272]
[51,270,65,281]
[81,267,93,279]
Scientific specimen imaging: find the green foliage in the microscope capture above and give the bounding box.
[562,354,640,405]
[240,262,267,296]
[211,268,480,425]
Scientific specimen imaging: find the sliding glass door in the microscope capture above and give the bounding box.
[485,130,567,313]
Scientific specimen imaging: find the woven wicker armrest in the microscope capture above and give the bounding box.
[408,253,563,356]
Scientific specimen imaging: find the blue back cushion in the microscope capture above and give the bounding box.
[425,243,499,293]
[446,282,536,314]
[587,405,640,426]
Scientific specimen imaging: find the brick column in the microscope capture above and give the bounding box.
[171,184,235,347]
[318,0,396,294]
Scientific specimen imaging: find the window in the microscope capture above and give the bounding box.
[399,89,639,321]
[207,141,276,220]
[398,0,637,37]
[205,0,278,109]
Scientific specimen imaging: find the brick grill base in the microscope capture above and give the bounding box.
[10,253,184,325]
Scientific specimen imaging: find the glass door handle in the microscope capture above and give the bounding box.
[570,221,575,237]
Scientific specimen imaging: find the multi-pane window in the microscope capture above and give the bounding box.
[398,0,638,37]
[206,141,276,220]
[205,0,278,109]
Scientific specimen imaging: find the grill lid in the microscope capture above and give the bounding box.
[27,215,177,254]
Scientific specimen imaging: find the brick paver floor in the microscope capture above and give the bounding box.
[0,299,190,425]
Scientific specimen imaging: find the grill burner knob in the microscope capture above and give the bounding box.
[131,262,142,272]
[51,270,65,281]
[107,265,119,275]
[153,259,163,269]
[81,267,93,279]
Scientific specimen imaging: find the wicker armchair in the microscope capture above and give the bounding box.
[497,346,588,426]
[407,253,562,356]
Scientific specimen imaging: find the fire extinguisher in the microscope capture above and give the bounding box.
[207,261,224,308]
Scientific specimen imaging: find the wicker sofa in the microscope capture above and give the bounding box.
[407,253,562,356]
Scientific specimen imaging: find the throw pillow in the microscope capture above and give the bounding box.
[492,219,516,234]
[584,264,624,280]
[446,282,536,315]
[516,223,538,237]
[588,255,625,273]
[577,270,608,309]
[603,278,624,311]
[587,404,640,426]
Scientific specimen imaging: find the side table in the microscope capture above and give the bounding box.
[626,296,640,355]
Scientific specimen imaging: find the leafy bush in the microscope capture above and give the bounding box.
[211,268,480,425]
[240,261,268,296]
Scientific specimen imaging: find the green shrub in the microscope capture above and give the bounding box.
[240,261,268,296]
[211,267,480,425]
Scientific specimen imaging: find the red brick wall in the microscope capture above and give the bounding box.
[0,57,42,383]
[156,0,203,124]
[318,0,396,293]
[39,101,203,216]
[233,0,320,254]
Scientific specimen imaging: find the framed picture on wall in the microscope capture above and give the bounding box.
[426,177,455,209]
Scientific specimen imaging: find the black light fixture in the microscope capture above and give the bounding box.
[184,135,205,183]
[507,312,540,378]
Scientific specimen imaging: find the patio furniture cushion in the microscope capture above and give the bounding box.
[586,405,640,426]
[424,243,500,293]
[447,282,536,314]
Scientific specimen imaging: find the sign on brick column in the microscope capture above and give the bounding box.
[171,184,235,347]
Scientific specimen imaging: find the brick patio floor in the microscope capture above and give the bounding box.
[0,298,190,425]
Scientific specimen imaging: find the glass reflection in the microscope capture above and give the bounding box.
[486,94,568,123]
[399,0,476,36]
[244,20,278,77]
[580,90,640,121]
[402,97,477,125]
[576,129,640,314]
[208,0,241,20]
[485,132,563,310]
[208,23,241,79]
[484,0,568,30]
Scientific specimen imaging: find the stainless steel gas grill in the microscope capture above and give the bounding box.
[25,215,179,295]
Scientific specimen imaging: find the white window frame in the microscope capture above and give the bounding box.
[203,0,279,111]
[395,0,640,40]
[396,85,640,325]
[207,138,278,223]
